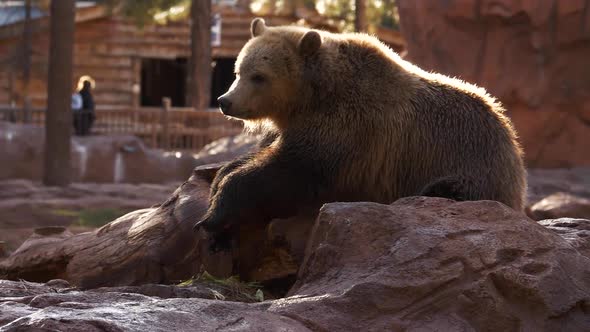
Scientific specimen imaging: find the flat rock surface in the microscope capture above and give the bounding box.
[0,280,308,332]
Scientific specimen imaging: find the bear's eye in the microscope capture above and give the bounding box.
[251,74,266,84]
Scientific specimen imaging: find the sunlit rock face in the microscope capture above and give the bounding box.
[397,0,590,168]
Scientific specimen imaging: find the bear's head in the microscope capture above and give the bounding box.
[217,18,322,125]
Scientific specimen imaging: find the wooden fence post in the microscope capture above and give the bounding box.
[161,97,171,150]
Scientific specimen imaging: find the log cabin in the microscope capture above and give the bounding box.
[0,2,348,111]
[0,1,404,150]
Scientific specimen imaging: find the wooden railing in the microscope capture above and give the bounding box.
[0,101,244,151]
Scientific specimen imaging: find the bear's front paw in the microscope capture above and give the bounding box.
[208,230,234,252]
[194,214,234,252]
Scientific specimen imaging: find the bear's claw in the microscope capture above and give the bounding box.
[193,218,207,231]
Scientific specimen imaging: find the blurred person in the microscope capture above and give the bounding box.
[71,90,82,110]
[72,76,95,136]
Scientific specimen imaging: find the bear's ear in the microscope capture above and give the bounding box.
[251,18,267,37]
[298,30,322,56]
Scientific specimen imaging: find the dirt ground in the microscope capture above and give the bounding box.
[0,180,179,254]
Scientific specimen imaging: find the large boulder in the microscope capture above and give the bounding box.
[2,197,590,331]
[397,1,590,168]
[277,197,590,331]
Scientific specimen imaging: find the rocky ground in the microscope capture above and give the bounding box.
[1,196,589,331]
[0,180,179,253]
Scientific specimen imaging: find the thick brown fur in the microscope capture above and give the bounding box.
[195,18,527,234]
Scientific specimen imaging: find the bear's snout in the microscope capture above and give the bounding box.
[217,96,232,115]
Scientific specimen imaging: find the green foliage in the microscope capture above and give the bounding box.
[251,0,399,32]
[105,0,398,31]
[77,208,128,227]
[321,0,355,31]
[378,0,398,29]
[320,0,399,32]
[51,208,128,227]
[178,271,265,302]
[104,0,190,26]
[51,209,79,217]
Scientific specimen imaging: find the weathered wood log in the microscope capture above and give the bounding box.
[0,164,219,288]
[0,163,314,291]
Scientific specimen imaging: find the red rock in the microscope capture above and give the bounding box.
[397,0,590,167]
[275,197,590,331]
[0,280,309,331]
[2,197,590,331]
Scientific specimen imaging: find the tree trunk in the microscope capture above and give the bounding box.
[188,0,211,111]
[43,0,75,186]
[354,0,367,32]
[22,0,32,116]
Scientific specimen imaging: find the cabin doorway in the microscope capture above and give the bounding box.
[140,57,187,107]
[210,58,236,108]
[140,57,236,109]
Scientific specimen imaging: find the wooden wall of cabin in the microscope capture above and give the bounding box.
[0,17,193,110]
[0,10,305,110]
[74,17,193,110]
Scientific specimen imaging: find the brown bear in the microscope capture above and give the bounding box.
[195,18,527,234]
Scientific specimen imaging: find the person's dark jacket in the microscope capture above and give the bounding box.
[79,87,95,112]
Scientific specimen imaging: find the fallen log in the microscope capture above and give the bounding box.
[0,163,313,292]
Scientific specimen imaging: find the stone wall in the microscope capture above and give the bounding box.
[0,122,257,183]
